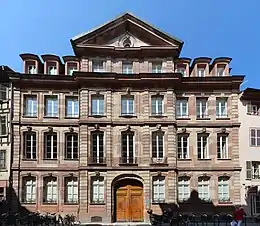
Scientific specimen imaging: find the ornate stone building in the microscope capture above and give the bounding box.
[10,13,243,223]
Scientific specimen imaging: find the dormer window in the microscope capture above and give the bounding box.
[47,63,57,75]
[122,61,133,74]
[93,60,104,72]
[176,64,187,76]
[217,65,225,76]
[152,62,162,73]
[27,64,36,74]
[197,65,205,77]
[67,63,77,76]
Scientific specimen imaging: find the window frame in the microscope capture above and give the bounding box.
[197,133,209,159]
[121,131,135,164]
[152,176,165,203]
[198,177,210,201]
[0,84,7,101]
[92,60,104,72]
[196,98,208,119]
[216,98,228,118]
[65,96,79,118]
[151,95,164,115]
[44,95,58,118]
[217,133,228,159]
[64,177,78,204]
[151,131,164,159]
[91,95,105,116]
[0,150,6,169]
[178,177,190,202]
[152,62,162,73]
[65,133,78,160]
[250,128,260,147]
[91,131,104,163]
[122,61,133,74]
[218,176,230,203]
[24,95,37,117]
[91,176,105,204]
[0,116,7,136]
[121,95,134,116]
[44,132,58,160]
[22,176,36,204]
[23,132,37,160]
[176,99,189,118]
[43,176,58,204]
[177,134,189,159]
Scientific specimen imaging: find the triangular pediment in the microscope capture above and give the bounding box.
[71,13,183,48]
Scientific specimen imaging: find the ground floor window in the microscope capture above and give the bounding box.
[251,193,260,215]
[91,176,105,204]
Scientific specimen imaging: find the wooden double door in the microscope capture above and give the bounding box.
[115,179,143,222]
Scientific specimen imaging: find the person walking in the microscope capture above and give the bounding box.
[231,207,246,226]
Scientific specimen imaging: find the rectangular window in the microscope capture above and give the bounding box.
[250,128,260,146]
[152,132,164,159]
[247,102,260,115]
[196,98,208,119]
[216,98,227,118]
[65,134,78,160]
[91,95,104,115]
[121,96,134,116]
[24,132,36,160]
[28,65,36,74]
[176,67,186,77]
[0,116,6,136]
[0,150,6,169]
[48,65,57,75]
[151,96,163,115]
[217,134,228,159]
[197,134,208,159]
[121,132,134,163]
[92,132,104,163]
[66,97,79,118]
[252,162,260,179]
[65,177,78,203]
[178,134,189,159]
[44,177,57,203]
[23,177,36,203]
[198,177,210,201]
[0,85,7,101]
[218,177,230,202]
[178,177,190,201]
[122,62,133,74]
[197,67,205,77]
[217,67,225,76]
[153,176,165,203]
[44,133,57,159]
[0,187,4,201]
[24,95,37,117]
[152,62,162,73]
[176,99,188,118]
[92,177,104,203]
[93,60,104,72]
[44,96,58,117]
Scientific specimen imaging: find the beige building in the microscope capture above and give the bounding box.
[239,88,260,216]
[9,13,244,223]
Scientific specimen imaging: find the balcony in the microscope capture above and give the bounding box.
[119,157,137,165]
[150,157,168,165]
[88,157,106,165]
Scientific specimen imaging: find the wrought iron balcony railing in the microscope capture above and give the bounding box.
[88,157,106,165]
[150,157,168,165]
[119,157,137,165]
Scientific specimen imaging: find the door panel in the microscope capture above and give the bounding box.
[116,188,128,222]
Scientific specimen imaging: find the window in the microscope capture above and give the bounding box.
[196,98,208,119]
[122,61,133,74]
[178,177,190,201]
[247,102,260,115]
[218,177,230,202]
[93,60,104,72]
[152,62,162,73]
[0,187,4,201]
[197,67,205,77]
[121,132,134,163]
[48,65,57,75]
[252,194,260,215]
[176,99,188,118]
[91,132,104,163]
[197,134,208,159]
[22,176,36,203]
[65,133,78,160]
[152,176,165,203]
[252,162,260,179]
[28,65,36,74]
[121,96,134,116]
[198,177,210,201]
[91,95,104,116]
[176,66,186,77]
[217,134,228,159]
[65,97,79,118]
[216,98,227,118]
[151,96,163,115]
[65,177,78,203]
[152,131,164,159]
[0,85,7,101]
[44,96,58,117]
[178,134,189,159]
[91,176,104,203]
[44,132,57,159]
[67,63,77,75]
[43,176,57,203]
[250,128,260,146]
[24,132,36,160]
[217,66,225,76]
[24,95,37,117]
[0,116,6,136]
[0,150,6,169]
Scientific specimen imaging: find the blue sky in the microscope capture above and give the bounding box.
[0,0,259,89]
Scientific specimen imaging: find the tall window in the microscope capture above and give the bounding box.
[0,116,6,135]
[27,64,36,74]
[178,177,190,201]
[197,67,205,77]
[44,96,58,117]
[65,177,78,203]
[91,95,104,116]
[22,176,36,203]
[178,134,189,159]
[152,176,165,203]
[198,177,210,201]
[121,132,134,163]
[48,65,57,75]
[196,98,208,119]
[43,176,57,203]
[65,97,79,118]
[24,132,36,160]
[24,95,37,117]
[176,99,188,118]
[91,176,104,203]
[216,98,227,118]
[250,128,260,146]
[217,134,228,159]
[0,85,7,101]
[121,96,134,116]
[151,96,163,115]
[152,62,162,73]
[93,60,104,72]
[152,131,164,159]
[122,61,133,74]
[251,161,260,179]
[0,150,6,169]
[197,134,208,159]
[91,132,104,163]
[218,177,230,202]
[44,132,57,159]
[65,133,78,160]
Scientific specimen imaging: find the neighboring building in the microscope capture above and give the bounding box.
[0,66,13,203]
[9,13,244,223]
[239,88,260,216]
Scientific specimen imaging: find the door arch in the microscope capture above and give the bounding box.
[114,179,144,222]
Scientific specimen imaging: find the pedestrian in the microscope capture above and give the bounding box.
[231,207,246,226]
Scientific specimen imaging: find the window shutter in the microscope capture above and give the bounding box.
[246,161,252,180]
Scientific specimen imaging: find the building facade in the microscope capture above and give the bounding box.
[10,13,243,223]
[239,88,260,216]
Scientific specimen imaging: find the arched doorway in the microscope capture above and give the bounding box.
[114,179,143,222]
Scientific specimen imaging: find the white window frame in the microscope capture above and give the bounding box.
[178,177,190,201]
[196,98,208,119]
[250,128,260,146]
[24,132,36,160]
[176,67,186,76]
[23,177,36,203]
[151,96,163,115]
[122,62,133,74]
[216,98,227,118]
[48,65,57,75]
[198,177,210,201]
[91,95,104,116]
[177,134,189,159]
[92,177,105,203]
[152,62,162,73]
[218,177,230,202]
[44,177,57,203]
[44,133,57,159]
[152,176,165,203]
[0,84,7,101]
[121,132,135,163]
[197,67,205,77]
[176,99,188,118]
[0,150,6,169]
[45,96,58,117]
[121,96,134,115]
[217,67,225,76]
[92,132,104,163]
[0,116,6,136]
[66,97,79,118]
[24,95,37,117]
[197,134,209,159]
[217,134,228,159]
[28,64,37,74]
[65,133,78,160]
[152,132,164,159]
[68,66,77,75]
[252,162,260,179]
[65,177,78,203]
[92,60,104,72]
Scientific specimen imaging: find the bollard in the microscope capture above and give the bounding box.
[201,214,208,226]
[213,214,220,226]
